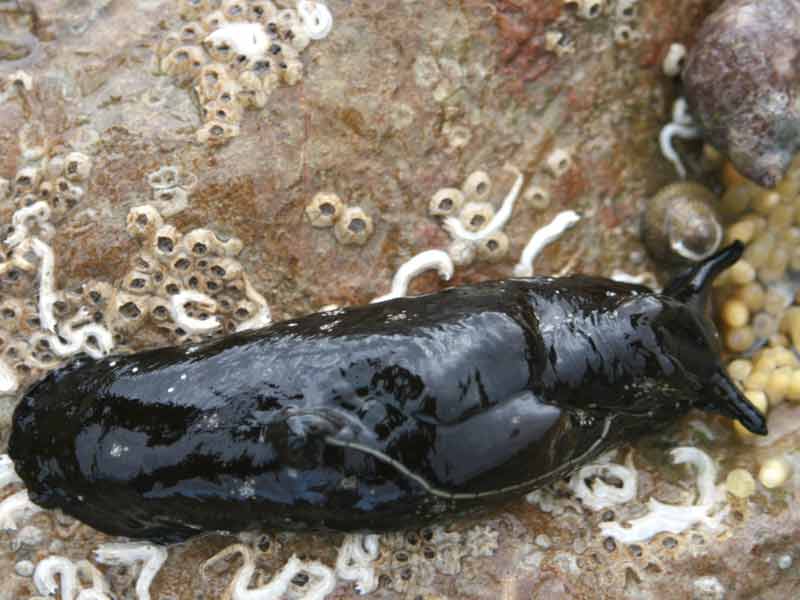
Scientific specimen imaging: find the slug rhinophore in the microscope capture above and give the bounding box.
[8,242,765,543]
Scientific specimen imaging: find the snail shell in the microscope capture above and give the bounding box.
[641,182,722,265]
[683,0,800,188]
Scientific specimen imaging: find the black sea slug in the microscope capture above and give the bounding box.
[8,242,765,543]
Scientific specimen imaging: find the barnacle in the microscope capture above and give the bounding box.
[158,0,334,144]
[475,231,510,263]
[334,206,374,246]
[461,170,491,202]
[428,188,464,218]
[305,192,343,228]
[443,165,523,242]
[545,148,572,178]
[457,202,495,234]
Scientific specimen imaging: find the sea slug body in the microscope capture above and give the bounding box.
[8,243,766,543]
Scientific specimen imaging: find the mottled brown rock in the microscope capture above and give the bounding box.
[684,0,800,188]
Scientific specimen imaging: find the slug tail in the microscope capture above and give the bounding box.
[702,370,768,435]
[663,241,744,311]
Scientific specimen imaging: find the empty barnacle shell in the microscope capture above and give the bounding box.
[335,207,374,246]
[179,0,210,20]
[429,188,464,217]
[305,192,343,228]
[126,205,165,241]
[641,182,723,265]
[13,167,40,194]
[458,202,495,233]
[196,121,240,145]
[62,152,92,183]
[477,232,510,263]
[222,0,248,21]
[162,45,206,78]
[202,10,227,32]
[250,1,278,23]
[153,225,181,259]
[147,166,181,190]
[684,0,800,188]
[462,171,492,202]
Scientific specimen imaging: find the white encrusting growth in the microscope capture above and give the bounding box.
[0,454,22,488]
[443,165,524,242]
[371,250,454,303]
[297,0,334,40]
[297,560,337,600]
[33,556,112,600]
[0,455,36,532]
[206,23,270,61]
[76,590,113,600]
[662,43,687,77]
[0,490,42,530]
[76,559,112,597]
[235,278,273,332]
[513,211,581,277]
[660,97,700,179]
[336,534,380,594]
[34,556,81,599]
[203,545,336,600]
[600,447,725,544]
[0,358,18,395]
[94,542,168,600]
[4,200,53,247]
[610,270,649,286]
[30,239,112,359]
[4,204,114,360]
[569,453,638,511]
[169,290,221,334]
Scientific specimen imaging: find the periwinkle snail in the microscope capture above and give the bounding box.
[9,242,764,543]
[641,182,723,266]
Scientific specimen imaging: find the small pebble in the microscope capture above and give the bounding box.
[778,554,793,570]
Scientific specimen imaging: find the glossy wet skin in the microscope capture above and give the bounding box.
[8,244,766,543]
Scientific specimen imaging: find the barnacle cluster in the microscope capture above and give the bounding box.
[373,524,499,594]
[156,0,333,145]
[430,165,521,266]
[114,203,270,346]
[0,150,101,396]
[305,192,375,246]
[146,165,196,217]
